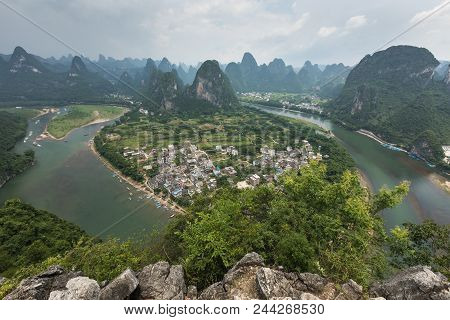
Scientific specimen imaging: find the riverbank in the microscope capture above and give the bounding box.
[45,105,127,140]
[89,143,185,216]
[429,173,450,195]
[44,117,115,141]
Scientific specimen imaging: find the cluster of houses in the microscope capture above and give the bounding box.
[146,142,219,198]
[122,139,326,199]
[240,92,323,113]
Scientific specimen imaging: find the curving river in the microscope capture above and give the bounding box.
[0,105,448,238]
[0,111,169,239]
[249,104,450,229]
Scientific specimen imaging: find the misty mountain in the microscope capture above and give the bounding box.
[0,47,115,102]
[333,45,450,165]
[189,60,237,108]
[224,52,351,97]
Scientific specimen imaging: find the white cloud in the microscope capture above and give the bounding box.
[345,15,367,29]
[317,26,337,38]
[410,1,450,23]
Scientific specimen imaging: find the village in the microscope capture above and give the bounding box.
[122,139,326,201]
[239,92,324,113]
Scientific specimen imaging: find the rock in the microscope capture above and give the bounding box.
[335,280,363,300]
[369,297,386,300]
[199,282,227,300]
[99,269,138,300]
[298,273,327,293]
[4,265,81,300]
[0,276,5,286]
[49,277,100,300]
[256,268,305,299]
[200,253,265,300]
[300,293,320,300]
[186,286,197,300]
[319,282,337,300]
[137,262,186,300]
[222,253,265,299]
[370,266,450,300]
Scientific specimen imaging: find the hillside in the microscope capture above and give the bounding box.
[0,111,35,187]
[189,60,238,107]
[142,60,238,111]
[0,167,448,300]
[332,45,450,167]
[0,199,87,276]
[0,47,115,103]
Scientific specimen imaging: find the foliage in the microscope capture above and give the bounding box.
[165,162,409,288]
[0,111,35,186]
[332,45,449,169]
[388,220,449,277]
[60,238,156,282]
[0,199,86,276]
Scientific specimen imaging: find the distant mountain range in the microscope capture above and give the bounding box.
[333,45,450,167]
[0,47,113,102]
[0,47,202,104]
[224,52,352,97]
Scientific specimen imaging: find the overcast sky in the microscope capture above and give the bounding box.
[1,0,449,67]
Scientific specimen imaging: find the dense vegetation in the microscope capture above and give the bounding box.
[1,163,448,299]
[162,162,411,288]
[0,199,87,276]
[332,46,450,170]
[47,105,125,139]
[389,220,449,277]
[0,111,35,187]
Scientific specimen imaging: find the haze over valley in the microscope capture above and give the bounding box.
[0,0,449,303]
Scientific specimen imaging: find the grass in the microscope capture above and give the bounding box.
[1,108,41,120]
[47,105,126,139]
[104,108,325,165]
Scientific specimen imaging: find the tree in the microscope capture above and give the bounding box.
[388,220,449,277]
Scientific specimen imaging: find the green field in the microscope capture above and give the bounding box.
[95,107,354,182]
[47,105,126,139]
[1,108,41,120]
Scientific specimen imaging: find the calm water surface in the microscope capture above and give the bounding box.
[0,111,169,239]
[250,104,450,229]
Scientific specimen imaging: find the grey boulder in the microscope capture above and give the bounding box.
[136,262,186,300]
[49,276,100,300]
[99,269,139,300]
[4,266,81,300]
[370,266,450,300]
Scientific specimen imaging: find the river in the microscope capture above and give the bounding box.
[1,106,448,238]
[0,111,169,239]
[249,104,450,229]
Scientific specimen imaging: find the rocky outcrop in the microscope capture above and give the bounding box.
[190,60,238,108]
[370,266,450,300]
[3,254,449,300]
[99,269,139,300]
[49,277,100,300]
[4,266,81,300]
[136,262,186,300]
[199,253,362,300]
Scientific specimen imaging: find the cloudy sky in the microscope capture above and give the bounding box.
[1,0,449,67]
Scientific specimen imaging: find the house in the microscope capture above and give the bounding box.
[248,174,260,186]
[223,166,237,176]
[237,181,252,189]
